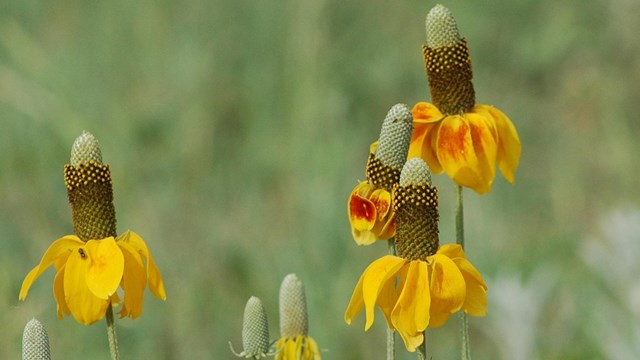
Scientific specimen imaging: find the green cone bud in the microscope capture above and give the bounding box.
[242,296,270,357]
[425,4,460,48]
[279,273,309,338]
[22,318,51,360]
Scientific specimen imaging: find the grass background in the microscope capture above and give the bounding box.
[2,0,639,358]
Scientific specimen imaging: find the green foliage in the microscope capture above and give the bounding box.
[2,0,639,358]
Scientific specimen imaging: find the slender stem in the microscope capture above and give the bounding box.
[455,185,471,360]
[106,303,120,360]
[417,337,428,360]
[387,239,396,360]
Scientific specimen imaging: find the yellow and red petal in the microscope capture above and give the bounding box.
[391,260,430,352]
[479,105,521,183]
[85,238,124,300]
[465,112,498,194]
[370,189,391,220]
[410,103,444,173]
[64,246,109,325]
[119,231,166,300]
[19,235,84,300]
[348,193,377,232]
[118,241,146,319]
[362,256,407,331]
[435,115,479,185]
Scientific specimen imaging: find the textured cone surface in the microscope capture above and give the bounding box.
[242,296,270,356]
[70,131,103,166]
[425,4,460,48]
[394,159,439,260]
[22,318,51,360]
[400,158,432,186]
[374,103,413,170]
[279,274,308,338]
[365,154,401,190]
[65,132,116,241]
[423,5,475,115]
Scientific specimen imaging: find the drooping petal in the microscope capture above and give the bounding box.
[391,260,430,352]
[466,112,498,194]
[64,246,109,325]
[85,238,124,300]
[19,235,84,300]
[436,243,465,259]
[362,256,407,331]
[454,257,488,317]
[429,254,465,324]
[409,102,444,173]
[435,115,483,190]
[376,265,401,329]
[344,272,365,325]
[120,231,166,300]
[118,241,146,319]
[480,105,521,183]
[53,264,70,319]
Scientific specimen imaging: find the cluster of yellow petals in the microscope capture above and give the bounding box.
[344,244,487,352]
[348,181,395,245]
[275,335,321,360]
[19,231,166,325]
[408,102,521,194]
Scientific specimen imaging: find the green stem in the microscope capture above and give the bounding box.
[417,337,428,360]
[455,185,470,360]
[106,303,120,360]
[387,239,396,360]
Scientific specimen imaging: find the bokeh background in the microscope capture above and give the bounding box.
[2,0,639,358]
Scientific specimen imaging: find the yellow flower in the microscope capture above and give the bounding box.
[19,231,166,325]
[347,104,413,245]
[275,335,321,360]
[411,4,521,194]
[408,102,521,194]
[348,179,395,245]
[345,158,487,351]
[344,244,487,352]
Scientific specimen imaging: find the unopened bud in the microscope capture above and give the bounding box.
[22,318,51,360]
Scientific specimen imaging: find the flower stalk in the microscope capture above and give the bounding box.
[106,303,120,360]
[456,185,471,360]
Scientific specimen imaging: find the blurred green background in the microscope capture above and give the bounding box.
[2,0,639,358]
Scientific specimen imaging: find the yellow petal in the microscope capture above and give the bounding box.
[344,272,365,325]
[19,235,84,300]
[362,256,407,331]
[429,254,465,317]
[454,257,488,317]
[118,241,146,319]
[436,243,464,258]
[85,238,124,300]
[53,264,70,319]
[465,112,498,194]
[64,246,109,325]
[370,189,391,220]
[435,116,481,188]
[391,260,430,352]
[481,105,521,183]
[409,103,444,173]
[120,231,166,300]
[350,228,378,246]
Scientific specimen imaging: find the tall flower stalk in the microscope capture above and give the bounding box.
[409,4,522,359]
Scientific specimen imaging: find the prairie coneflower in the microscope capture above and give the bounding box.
[345,158,487,351]
[348,103,413,245]
[276,274,321,360]
[408,5,521,194]
[19,131,166,325]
